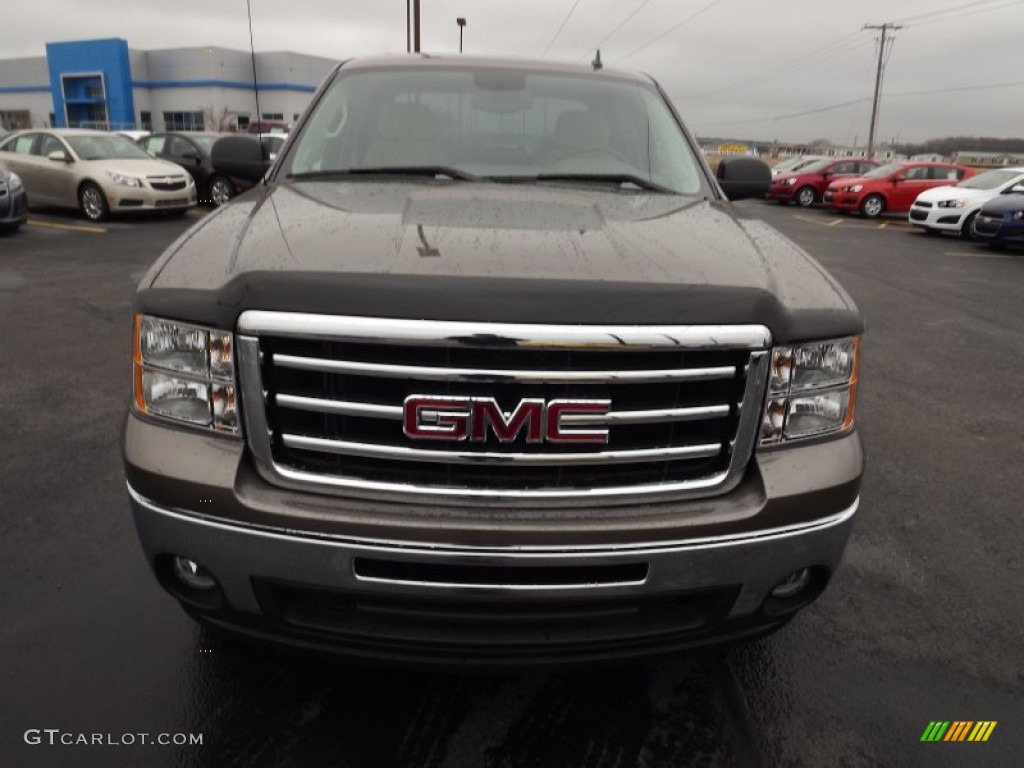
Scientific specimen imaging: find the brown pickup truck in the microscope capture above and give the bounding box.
[123,55,863,665]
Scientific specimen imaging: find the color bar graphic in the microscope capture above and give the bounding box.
[921,721,996,742]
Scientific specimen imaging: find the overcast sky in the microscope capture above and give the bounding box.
[2,0,1021,144]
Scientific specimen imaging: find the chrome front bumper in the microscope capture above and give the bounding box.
[128,484,858,662]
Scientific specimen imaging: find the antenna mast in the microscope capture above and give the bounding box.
[246,0,266,184]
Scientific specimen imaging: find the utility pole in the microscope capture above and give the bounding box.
[863,22,901,160]
[413,0,421,52]
[406,0,410,52]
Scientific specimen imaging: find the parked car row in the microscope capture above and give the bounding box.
[0,128,281,224]
[767,159,1024,250]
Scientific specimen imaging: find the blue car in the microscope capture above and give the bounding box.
[972,189,1024,248]
[0,166,28,233]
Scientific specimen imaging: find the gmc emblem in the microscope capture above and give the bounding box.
[403,396,611,444]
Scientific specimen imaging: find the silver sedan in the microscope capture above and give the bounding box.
[0,129,196,221]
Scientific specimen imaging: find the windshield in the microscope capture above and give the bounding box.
[286,67,703,194]
[772,157,803,171]
[860,162,905,179]
[793,158,833,173]
[956,169,1022,190]
[66,135,152,161]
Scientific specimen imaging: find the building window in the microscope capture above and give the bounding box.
[261,113,284,121]
[293,113,300,121]
[140,111,152,131]
[0,110,32,130]
[235,114,250,131]
[162,111,204,131]
[49,113,56,127]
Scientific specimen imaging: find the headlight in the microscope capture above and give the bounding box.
[1013,211,1023,221]
[108,172,143,188]
[937,199,966,208]
[846,184,863,193]
[7,172,23,191]
[783,178,797,186]
[760,337,859,445]
[132,314,238,434]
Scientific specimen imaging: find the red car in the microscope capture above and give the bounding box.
[824,162,976,218]
[770,157,880,207]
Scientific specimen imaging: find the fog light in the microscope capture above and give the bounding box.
[172,556,217,591]
[771,568,811,598]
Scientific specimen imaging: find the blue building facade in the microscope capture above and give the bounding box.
[45,39,136,129]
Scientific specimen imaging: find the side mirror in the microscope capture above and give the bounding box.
[892,174,906,182]
[47,150,69,163]
[716,156,771,201]
[210,135,272,183]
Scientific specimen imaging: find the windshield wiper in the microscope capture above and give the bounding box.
[490,173,676,194]
[287,166,480,182]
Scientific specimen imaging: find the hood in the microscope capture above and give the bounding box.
[914,184,992,204]
[826,175,871,190]
[979,193,1024,214]
[82,157,188,179]
[138,180,863,342]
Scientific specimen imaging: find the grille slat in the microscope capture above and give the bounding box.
[273,353,737,384]
[238,313,771,506]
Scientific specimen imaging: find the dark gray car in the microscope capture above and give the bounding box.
[124,55,864,665]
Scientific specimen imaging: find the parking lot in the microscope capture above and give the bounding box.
[1,199,1022,768]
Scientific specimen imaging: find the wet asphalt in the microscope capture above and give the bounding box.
[1,200,1022,768]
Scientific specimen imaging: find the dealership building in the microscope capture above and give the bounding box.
[0,38,338,132]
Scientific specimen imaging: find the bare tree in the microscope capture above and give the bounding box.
[201,105,242,132]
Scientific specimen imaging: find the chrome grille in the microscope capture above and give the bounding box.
[238,312,770,506]
[148,177,188,191]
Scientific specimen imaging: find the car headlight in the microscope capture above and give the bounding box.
[108,172,143,188]
[1013,211,1023,221]
[845,184,863,193]
[760,337,860,445]
[937,199,966,208]
[132,314,238,434]
[783,178,797,186]
[7,172,23,192]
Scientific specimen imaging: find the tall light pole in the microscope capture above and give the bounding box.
[457,17,466,54]
[863,22,901,160]
[413,0,421,52]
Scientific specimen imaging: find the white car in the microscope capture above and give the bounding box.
[909,167,1024,238]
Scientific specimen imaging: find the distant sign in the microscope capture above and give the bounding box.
[718,143,749,154]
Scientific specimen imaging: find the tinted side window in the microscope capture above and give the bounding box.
[7,134,37,154]
[831,161,856,174]
[36,134,65,156]
[168,137,195,158]
[145,136,167,154]
[905,166,930,180]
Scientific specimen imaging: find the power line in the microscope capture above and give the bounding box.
[578,0,657,59]
[542,0,584,56]
[895,0,1012,24]
[688,35,872,101]
[611,0,728,65]
[906,0,1024,28]
[702,80,1024,128]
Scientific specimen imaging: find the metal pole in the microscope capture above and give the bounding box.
[460,26,463,53]
[406,0,410,52]
[413,0,421,52]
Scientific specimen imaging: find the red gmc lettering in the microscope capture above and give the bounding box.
[470,399,544,443]
[403,397,471,440]
[403,396,611,444]
[546,400,611,444]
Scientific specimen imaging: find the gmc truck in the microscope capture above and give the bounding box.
[123,56,864,665]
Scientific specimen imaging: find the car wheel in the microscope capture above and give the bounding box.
[860,194,885,219]
[960,211,978,240]
[78,182,109,222]
[795,186,816,207]
[208,176,233,207]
